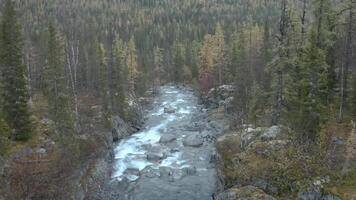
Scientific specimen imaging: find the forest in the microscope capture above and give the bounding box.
[0,0,355,199]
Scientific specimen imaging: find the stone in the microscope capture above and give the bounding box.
[182,166,197,176]
[183,134,203,147]
[124,168,141,177]
[297,191,321,200]
[260,126,288,141]
[159,166,173,178]
[36,148,47,154]
[215,185,275,200]
[321,195,342,200]
[159,134,177,143]
[164,107,175,113]
[146,152,166,162]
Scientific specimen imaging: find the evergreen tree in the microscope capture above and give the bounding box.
[112,36,127,117]
[172,41,185,83]
[126,37,138,93]
[213,23,226,86]
[0,0,32,140]
[96,41,109,114]
[232,30,251,124]
[44,20,74,133]
[153,46,163,93]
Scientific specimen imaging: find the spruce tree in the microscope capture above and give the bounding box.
[44,20,73,133]
[112,37,127,117]
[0,0,32,140]
[126,37,138,93]
[172,41,185,83]
[232,30,251,124]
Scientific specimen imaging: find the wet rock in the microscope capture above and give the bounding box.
[182,166,197,176]
[159,166,173,178]
[124,168,141,177]
[164,107,176,113]
[215,185,275,200]
[146,152,166,161]
[183,134,203,147]
[159,134,177,143]
[141,166,159,178]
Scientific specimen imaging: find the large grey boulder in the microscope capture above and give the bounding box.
[183,134,203,147]
[159,134,177,143]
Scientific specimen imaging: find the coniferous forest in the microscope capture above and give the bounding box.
[0,0,355,199]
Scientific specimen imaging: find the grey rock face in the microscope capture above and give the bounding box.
[183,134,203,147]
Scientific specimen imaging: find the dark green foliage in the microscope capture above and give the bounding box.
[0,0,32,140]
[172,41,185,83]
[44,20,74,134]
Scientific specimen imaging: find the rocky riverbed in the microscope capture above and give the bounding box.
[95,85,226,200]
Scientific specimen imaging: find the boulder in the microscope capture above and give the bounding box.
[297,191,321,200]
[159,134,177,143]
[159,166,173,178]
[111,116,131,142]
[123,168,140,178]
[260,126,288,141]
[215,185,275,200]
[164,107,176,113]
[321,195,342,200]
[146,152,166,162]
[182,166,197,176]
[183,134,203,147]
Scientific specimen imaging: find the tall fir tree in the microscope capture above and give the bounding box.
[0,0,32,140]
[126,37,138,93]
[44,20,74,133]
[112,36,127,117]
[172,41,185,83]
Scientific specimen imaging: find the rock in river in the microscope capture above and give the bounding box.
[183,134,203,147]
[159,134,177,143]
[164,107,176,113]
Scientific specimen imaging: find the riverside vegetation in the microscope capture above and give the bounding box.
[0,0,355,199]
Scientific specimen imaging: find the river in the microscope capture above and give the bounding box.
[111,85,219,200]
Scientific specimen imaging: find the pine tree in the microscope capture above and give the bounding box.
[199,35,215,92]
[172,41,185,83]
[112,36,127,117]
[44,20,74,133]
[213,23,226,86]
[0,0,32,140]
[126,37,138,93]
[232,29,251,124]
[96,41,109,114]
[153,46,163,93]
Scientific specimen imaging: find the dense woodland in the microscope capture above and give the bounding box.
[0,0,355,198]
